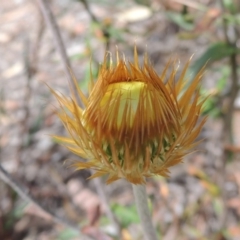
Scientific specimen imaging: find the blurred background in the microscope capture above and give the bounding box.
[0,0,240,239]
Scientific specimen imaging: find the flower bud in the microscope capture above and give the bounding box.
[52,47,206,184]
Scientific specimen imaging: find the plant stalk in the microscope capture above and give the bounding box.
[132,184,158,240]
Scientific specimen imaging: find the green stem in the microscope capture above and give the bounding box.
[132,184,158,240]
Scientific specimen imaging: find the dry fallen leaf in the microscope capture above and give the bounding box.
[1,62,24,79]
[115,6,152,23]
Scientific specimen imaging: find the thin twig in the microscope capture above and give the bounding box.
[79,0,99,23]
[15,38,33,165]
[16,12,45,164]
[77,0,111,52]
[0,164,81,232]
[30,6,45,74]
[132,184,158,240]
[37,0,120,236]
[220,0,239,145]
[218,0,239,231]
[37,0,76,95]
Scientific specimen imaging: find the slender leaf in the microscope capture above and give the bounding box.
[190,42,240,77]
[166,11,194,31]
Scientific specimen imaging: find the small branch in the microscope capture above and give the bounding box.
[0,164,81,232]
[132,184,158,240]
[220,0,239,145]
[79,0,99,23]
[37,0,75,92]
[37,0,119,235]
[30,7,45,74]
[77,0,111,52]
[224,53,238,143]
[15,38,33,165]
[218,0,239,231]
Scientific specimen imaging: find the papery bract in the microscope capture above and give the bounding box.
[51,47,206,184]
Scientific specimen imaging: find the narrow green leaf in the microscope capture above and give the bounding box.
[166,11,194,31]
[190,42,240,77]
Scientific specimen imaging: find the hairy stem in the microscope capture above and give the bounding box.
[132,184,158,240]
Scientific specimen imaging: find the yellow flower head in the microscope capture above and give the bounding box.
[52,47,206,184]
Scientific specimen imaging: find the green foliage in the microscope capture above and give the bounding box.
[213,198,224,217]
[202,96,220,118]
[5,202,27,230]
[105,25,125,42]
[89,21,125,43]
[190,42,240,78]
[166,11,194,31]
[190,41,239,118]
[201,66,229,118]
[57,228,80,240]
[111,203,139,228]
[223,13,240,25]
[134,0,151,7]
[223,0,238,14]
[79,62,98,93]
[70,53,87,61]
